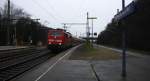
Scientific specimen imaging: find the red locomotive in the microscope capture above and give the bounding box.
[47,29,75,51]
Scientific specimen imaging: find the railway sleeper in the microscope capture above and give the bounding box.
[0,49,44,62]
[0,50,49,70]
[0,48,42,60]
[0,54,50,81]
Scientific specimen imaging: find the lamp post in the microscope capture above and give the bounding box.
[115,1,136,77]
[121,0,127,77]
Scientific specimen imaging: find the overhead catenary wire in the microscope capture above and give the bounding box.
[31,0,61,23]
[44,0,64,19]
[31,0,57,20]
[71,0,87,19]
[30,0,86,36]
[78,0,87,13]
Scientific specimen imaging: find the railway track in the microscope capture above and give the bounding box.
[0,47,51,81]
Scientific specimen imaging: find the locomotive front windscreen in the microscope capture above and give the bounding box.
[50,31,62,36]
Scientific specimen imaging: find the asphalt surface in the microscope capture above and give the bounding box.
[10,44,150,81]
[91,58,150,81]
[91,45,150,81]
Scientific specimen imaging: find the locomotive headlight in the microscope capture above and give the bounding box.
[49,42,51,44]
[59,43,62,45]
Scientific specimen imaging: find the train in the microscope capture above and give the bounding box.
[47,28,84,51]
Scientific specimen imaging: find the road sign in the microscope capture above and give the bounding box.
[114,1,136,21]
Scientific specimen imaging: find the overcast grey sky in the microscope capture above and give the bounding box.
[1,0,133,37]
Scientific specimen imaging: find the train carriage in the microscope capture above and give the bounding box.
[47,28,85,52]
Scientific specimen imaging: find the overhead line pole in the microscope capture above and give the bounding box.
[62,23,67,31]
[86,12,90,42]
[62,23,86,37]
[88,17,97,46]
[87,12,97,47]
[62,23,86,32]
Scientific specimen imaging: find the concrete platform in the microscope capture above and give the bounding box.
[0,46,27,51]
[91,58,150,81]
[10,44,150,81]
[36,60,97,81]
[11,45,97,81]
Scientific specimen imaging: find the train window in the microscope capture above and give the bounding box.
[50,32,62,36]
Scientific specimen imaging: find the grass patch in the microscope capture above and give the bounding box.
[69,44,121,60]
[83,43,96,51]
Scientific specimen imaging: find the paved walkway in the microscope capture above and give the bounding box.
[0,46,27,51]
[91,58,150,81]
[92,44,150,81]
[11,44,150,81]
[37,60,97,81]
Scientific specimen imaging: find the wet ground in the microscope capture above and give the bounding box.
[11,44,150,81]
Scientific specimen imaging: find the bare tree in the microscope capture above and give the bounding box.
[0,2,31,45]
[1,2,30,19]
[0,7,3,20]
